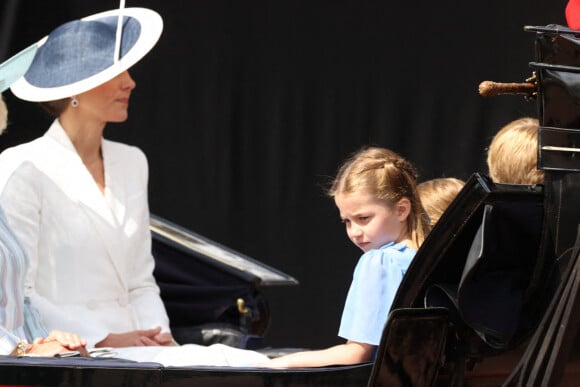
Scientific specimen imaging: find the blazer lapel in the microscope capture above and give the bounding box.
[46,122,128,289]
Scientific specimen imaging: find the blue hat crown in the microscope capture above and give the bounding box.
[25,15,140,88]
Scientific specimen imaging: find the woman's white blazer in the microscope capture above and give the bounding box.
[0,120,171,347]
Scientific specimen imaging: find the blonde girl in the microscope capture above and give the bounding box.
[264,146,430,368]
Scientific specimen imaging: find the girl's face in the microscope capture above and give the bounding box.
[76,70,136,124]
[334,190,409,253]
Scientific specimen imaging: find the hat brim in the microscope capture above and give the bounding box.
[0,43,38,93]
[10,7,163,102]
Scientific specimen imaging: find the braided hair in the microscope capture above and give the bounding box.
[329,146,430,249]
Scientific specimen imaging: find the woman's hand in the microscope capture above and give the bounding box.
[18,330,89,357]
[95,326,177,347]
[35,330,87,350]
[27,340,88,357]
[139,331,175,346]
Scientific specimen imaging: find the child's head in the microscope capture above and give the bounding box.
[418,177,465,227]
[328,146,430,252]
[487,117,544,185]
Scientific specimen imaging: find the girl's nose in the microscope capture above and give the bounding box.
[349,225,362,238]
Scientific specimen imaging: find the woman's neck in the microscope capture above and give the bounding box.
[59,112,104,164]
[59,112,106,194]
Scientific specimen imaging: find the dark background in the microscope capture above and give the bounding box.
[0,0,567,349]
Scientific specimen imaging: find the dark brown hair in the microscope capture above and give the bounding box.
[39,98,70,117]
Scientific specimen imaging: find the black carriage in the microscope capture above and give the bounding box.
[1,23,580,387]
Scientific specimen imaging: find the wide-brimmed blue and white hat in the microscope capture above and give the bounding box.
[0,43,38,93]
[10,7,163,102]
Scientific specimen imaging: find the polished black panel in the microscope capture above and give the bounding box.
[0,356,372,387]
[150,214,298,347]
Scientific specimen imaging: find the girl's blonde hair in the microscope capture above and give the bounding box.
[328,146,431,248]
[487,117,544,185]
[417,177,465,227]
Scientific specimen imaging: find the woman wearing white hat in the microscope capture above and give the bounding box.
[0,47,87,357]
[0,7,175,349]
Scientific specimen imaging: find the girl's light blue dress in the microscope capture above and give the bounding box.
[338,241,416,345]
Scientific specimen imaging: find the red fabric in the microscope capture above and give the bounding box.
[566,0,580,29]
